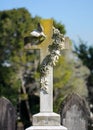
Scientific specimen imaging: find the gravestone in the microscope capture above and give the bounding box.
[0,97,16,130]
[24,19,68,130]
[59,93,90,130]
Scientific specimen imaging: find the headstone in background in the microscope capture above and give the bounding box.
[0,97,16,130]
[59,93,90,130]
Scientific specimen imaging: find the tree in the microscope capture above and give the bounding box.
[0,8,42,128]
[0,8,38,100]
[74,40,93,110]
[53,44,90,112]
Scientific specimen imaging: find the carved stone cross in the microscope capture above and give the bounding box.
[25,19,68,130]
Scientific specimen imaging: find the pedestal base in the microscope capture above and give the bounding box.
[26,126,67,130]
[33,112,60,126]
[25,112,67,130]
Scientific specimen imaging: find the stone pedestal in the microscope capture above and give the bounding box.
[26,112,67,130]
[33,113,60,126]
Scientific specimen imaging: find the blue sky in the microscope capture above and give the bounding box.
[0,0,93,46]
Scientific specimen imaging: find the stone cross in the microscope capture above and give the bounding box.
[24,19,68,130]
[24,19,53,113]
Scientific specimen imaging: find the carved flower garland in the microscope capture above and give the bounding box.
[40,27,65,93]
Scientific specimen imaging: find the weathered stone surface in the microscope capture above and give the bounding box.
[59,93,90,130]
[33,112,60,126]
[0,97,16,130]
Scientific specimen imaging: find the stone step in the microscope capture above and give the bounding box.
[26,126,67,130]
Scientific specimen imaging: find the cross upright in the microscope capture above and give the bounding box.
[25,19,68,130]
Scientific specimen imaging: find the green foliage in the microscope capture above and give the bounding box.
[53,19,66,34]
[0,8,41,65]
[74,39,93,106]
[0,65,19,104]
[0,8,41,104]
[74,40,93,71]
[54,55,72,88]
[53,48,90,112]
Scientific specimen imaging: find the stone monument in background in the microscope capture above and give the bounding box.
[0,97,16,130]
[59,93,90,130]
[24,19,69,130]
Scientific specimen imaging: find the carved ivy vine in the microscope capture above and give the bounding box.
[40,27,65,93]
